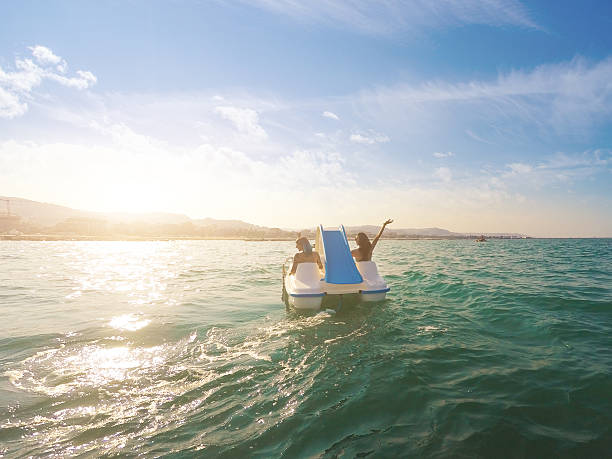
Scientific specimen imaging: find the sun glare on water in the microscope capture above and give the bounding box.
[109,314,151,331]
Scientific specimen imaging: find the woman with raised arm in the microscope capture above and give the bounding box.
[351,219,393,262]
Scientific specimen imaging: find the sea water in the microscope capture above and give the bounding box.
[0,239,611,457]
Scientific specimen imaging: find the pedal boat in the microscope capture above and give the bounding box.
[283,225,390,310]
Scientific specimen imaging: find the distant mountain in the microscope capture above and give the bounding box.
[1,196,191,226]
[347,225,457,237]
[0,195,294,238]
[104,212,191,224]
[1,196,526,238]
[312,225,525,238]
[193,218,262,230]
[1,196,94,226]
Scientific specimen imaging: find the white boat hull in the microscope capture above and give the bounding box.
[360,291,388,302]
[288,294,324,310]
[355,261,389,302]
[284,262,325,310]
[283,260,389,311]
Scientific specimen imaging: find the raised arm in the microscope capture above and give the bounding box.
[370,219,393,252]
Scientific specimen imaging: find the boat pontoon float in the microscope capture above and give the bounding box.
[283,225,390,310]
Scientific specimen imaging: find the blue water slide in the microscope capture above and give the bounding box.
[319,225,363,284]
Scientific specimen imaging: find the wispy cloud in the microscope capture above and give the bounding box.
[370,58,612,105]
[434,166,452,182]
[242,0,539,35]
[502,150,612,186]
[356,57,612,141]
[0,45,96,118]
[322,110,340,120]
[433,151,454,158]
[465,129,494,144]
[0,87,26,118]
[47,70,97,90]
[214,105,268,140]
[350,130,389,144]
[507,162,532,175]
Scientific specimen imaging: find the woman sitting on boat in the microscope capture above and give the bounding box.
[352,219,393,262]
[289,237,323,275]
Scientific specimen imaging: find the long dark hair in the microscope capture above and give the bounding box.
[296,237,312,254]
[356,232,372,259]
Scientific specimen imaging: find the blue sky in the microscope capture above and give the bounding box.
[1,0,611,236]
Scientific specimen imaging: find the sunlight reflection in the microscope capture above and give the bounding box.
[109,314,151,331]
[66,241,177,306]
[417,325,449,335]
[4,313,334,456]
[8,344,167,396]
[64,346,146,385]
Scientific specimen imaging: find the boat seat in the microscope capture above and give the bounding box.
[356,261,385,285]
[293,263,321,289]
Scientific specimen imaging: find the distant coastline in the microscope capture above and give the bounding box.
[0,234,534,242]
[1,195,531,241]
[4,234,610,242]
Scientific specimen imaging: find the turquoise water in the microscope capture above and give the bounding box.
[1,239,611,457]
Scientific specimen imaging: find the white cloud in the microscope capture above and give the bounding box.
[350,134,372,144]
[0,58,43,93]
[29,45,62,66]
[0,45,96,118]
[0,87,27,119]
[56,61,68,73]
[214,105,268,140]
[88,120,168,153]
[1,125,610,236]
[433,151,454,158]
[508,162,532,174]
[47,70,98,89]
[77,70,96,83]
[434,166,452,182]
[322,110,340,120]
[0,135,355,221]
[539,150,611,170]
[350,131,390,144]
[243,0,539,36]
